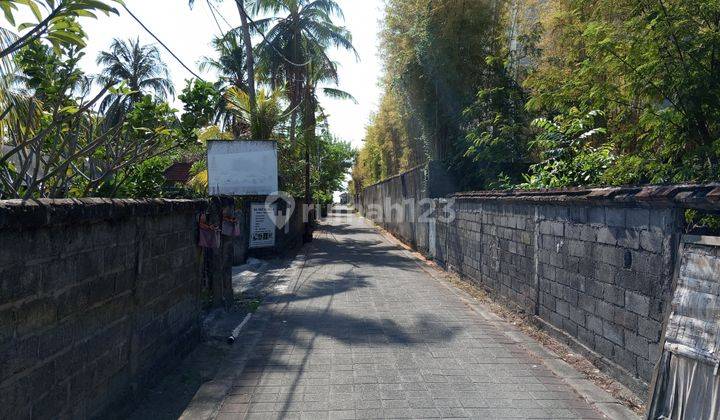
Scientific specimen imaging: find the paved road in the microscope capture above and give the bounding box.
[202,211,620,419]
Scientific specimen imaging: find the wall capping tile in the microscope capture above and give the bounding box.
[0,199,208,230]
[451,183,720,210]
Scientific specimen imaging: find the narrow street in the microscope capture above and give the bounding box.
[183,210,629,420]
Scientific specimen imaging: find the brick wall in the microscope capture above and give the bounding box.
[0,199,208,419]
[359,179,720,392]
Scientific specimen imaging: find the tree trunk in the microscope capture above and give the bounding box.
[304,136,313,242]
[302,91,316,243]
[235,0,257,118]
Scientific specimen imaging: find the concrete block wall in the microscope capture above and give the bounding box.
[360,178,720,390]
[534,205,676,382]
[356,163,434,253]
[444,201,538,313]
[437,197,679,385]
[0,199,208,419]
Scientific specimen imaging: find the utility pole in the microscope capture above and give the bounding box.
[304,136,312,243]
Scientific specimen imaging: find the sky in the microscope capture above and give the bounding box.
[73,0,384,149]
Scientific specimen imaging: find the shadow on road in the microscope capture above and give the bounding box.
[127,212,463,419]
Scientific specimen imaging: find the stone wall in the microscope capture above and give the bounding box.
[359,177,720,392]
[437,193,681,389]
[355,162,455,253]
[0,199,208,419]
[240,196,309,258]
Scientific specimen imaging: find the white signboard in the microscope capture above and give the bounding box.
[207,140,279,196]
[250,203,276,248]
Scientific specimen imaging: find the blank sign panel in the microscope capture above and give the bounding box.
[207,140,279,196]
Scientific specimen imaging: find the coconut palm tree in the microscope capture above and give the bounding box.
[96,38,174,118]
[253,0,357,144]
[250,0,356,241]
[199,31,250,133]
[189,0,258,114]
[200,32,248,93]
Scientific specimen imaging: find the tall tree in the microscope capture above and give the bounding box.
[254,0,356,239]
[234,0,257,112]
[253,0,357,143]
[354,0,539,190]
[96,38,174,116]
[200,32,248,93]
[189,0,258,116]
[200,31,250,134]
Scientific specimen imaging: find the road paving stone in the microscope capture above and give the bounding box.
[213,212,621,419]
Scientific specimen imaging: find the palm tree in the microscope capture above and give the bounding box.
[96,38,174,116]
[224,86,284,140]
[189,0,258,114]
[199,31,250,133]
[252,0,356,241]
[0,29,42,141]
[253,0,357,144]
[200,32,248,93]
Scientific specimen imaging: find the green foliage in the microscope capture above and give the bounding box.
[354,0,720,192]
[461,55,534,189]
[685,209,720,235]
[223,87,283,140]
[312,134,354,204]
[0,0,356,202]
[1,35,197,199]
[199,32,251,136]
[97,156,171,198]
[125,157,171,198]
[382,0,494,167]
[96,37,174,118]
[525,0,720,186]
[184,0,356,202]
[179,78,220,142]
[520,110,615,188]
[355,0,534,191]
[14,40,84,107]
[0,0,120,57]
[353,91,426,188]
[254,0,355,108]
[200,31,247,92]
[124,95,178,143]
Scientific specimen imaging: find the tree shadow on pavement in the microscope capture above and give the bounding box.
[127,214,461,419]
[232,265,465,416]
